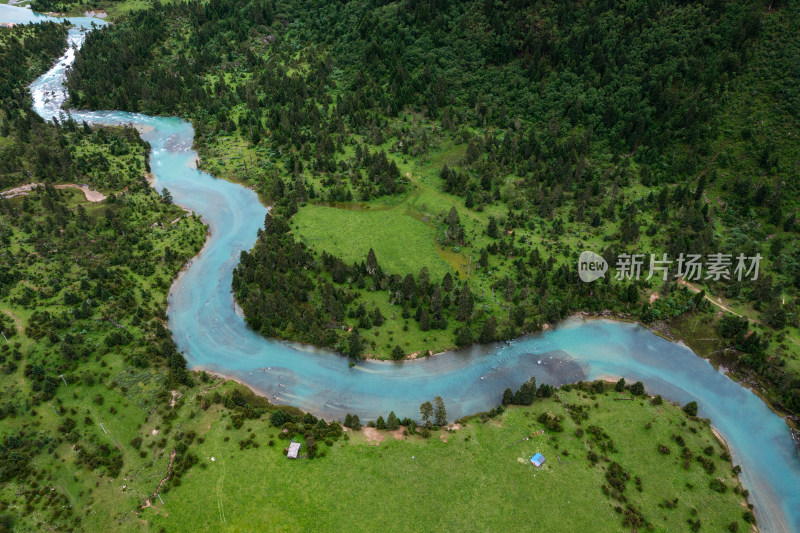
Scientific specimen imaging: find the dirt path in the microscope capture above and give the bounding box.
[678,278,751,319]
[0,308,23,336]
[156,450,177,494]
[362,426,384,444]
[141,449,177,512]
[1,183,106,202]
[678,278,800,346]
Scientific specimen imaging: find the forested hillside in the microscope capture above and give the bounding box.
[0,22,205,530]
[0,22,155,192]
[65,0,800,416]
[0,3,792,530]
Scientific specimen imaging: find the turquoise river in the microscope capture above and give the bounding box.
[2,5,799,531]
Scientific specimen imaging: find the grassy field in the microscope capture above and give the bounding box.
[293,201,453,280]
[291,131,636,284]
[286,126,664,358]
[0,148,207,531]
[140,386,751,532]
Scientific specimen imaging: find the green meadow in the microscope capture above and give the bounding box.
[293,201,453,281]
[141,386,751,532]
[288,129,661,358]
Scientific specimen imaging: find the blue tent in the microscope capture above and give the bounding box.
[530,453,545,467]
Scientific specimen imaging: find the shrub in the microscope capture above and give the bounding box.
[651,395,663,405]
[709,479,727,493]
[270,409,291,427]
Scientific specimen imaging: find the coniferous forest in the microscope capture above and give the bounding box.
[0,1,799,531]
[63,0,800,416]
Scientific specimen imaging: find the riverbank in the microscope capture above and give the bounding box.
[139,384,756,533]
[573,309,800,435]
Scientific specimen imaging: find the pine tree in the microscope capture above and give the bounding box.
[386,411,400,430]
[439,163,450,182]
[624,283,638,304]
[366,248,378,275]
[402,273,416,300]
[376,415,386,429]
[417,266,430,296]
[431,287,443,315]
[640,302,655,323]
[419,401,434,426]
[512,377,537,405]
[391,345,404,360]
[419,308,431,331]
[694,174,706,201]
[487,216,498,238]
[479,248,489,270]
[348,329,363,357]
[442,273,453,292]
[371,307,385,327]
[455,325,472,346]
[445,206,462,242]
[433,396,447,426]
[502,388,513,405]
[456,285,473,321]
[478,316,496,343]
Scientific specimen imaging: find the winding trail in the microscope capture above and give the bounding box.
[678,278,746,316]
[2,4,799,531]
[679,278,800,346]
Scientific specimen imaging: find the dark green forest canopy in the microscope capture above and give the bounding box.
[0,21,67,100]
[67,0,771,168]
[65,0,800,416]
